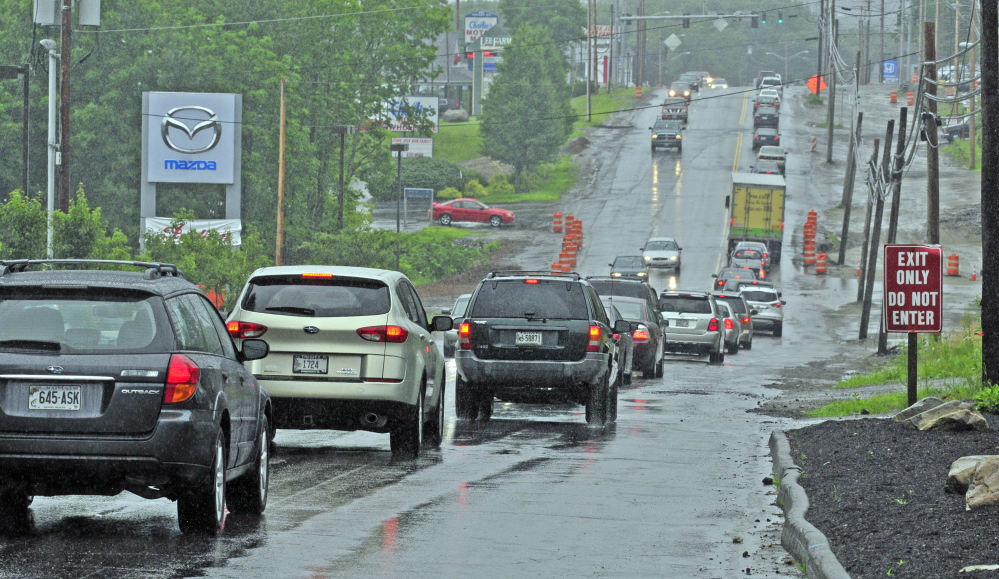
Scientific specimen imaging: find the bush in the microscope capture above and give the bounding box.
[0,190,46,259]
[464,179,487,199]
[487,174,515,197]
[974,385,999,413]
[400,157,465,195]
[437,187,462,200]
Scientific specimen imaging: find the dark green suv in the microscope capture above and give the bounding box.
[454,272,630,425]
[650,120,684,153]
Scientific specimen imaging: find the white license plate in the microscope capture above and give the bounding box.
[515,332,543,346]
[675,319,690,328]
[293,355,329,374]
[28,385,81,411]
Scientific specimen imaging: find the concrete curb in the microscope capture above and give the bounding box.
[769,430,852,579]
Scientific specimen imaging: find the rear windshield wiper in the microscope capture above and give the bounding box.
[265,306,316,316]
[0,339,62,352]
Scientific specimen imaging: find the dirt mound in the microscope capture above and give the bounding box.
[562,137,590,155]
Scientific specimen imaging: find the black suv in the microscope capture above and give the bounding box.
[454,271,630,425]
[586,277,662,321]
[753,105,780,129]
[650,120,684,153]
[0,260,271,535]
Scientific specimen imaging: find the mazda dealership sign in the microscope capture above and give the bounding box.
[145,92,237,184]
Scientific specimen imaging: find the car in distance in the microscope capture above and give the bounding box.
[661,97,689,123]
[609,255,649,281]
[755,70,779,89]
[708,77,728,89]
[640,237,682,272]
[226,265,452,458]
[455,271,630,425]
[602,295,664,379]
[668,81,692,101]
[650,120,684,153]
[586,277,663,324]
[429,198,515,227]
[753,105,780,129]
[733,241,773,271]
[658,291,725,364]
[0,259,272,535]
[713,266,759,291]
[710,291,756,349]
[755,146,787,175]
[729,248,767,277]
[754,95,780,110]
[602,302,634,385]
[679,71,702,92]
[441,293,471,357]
[756,88,782,104]
[716,301,741,355]
[758,76,783,94]
[740,286,786,337]
[750,160,782,175]
[752,127,781,150]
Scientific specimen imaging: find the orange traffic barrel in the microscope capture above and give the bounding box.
[807,210,818,223]
[815,253,828,274]
[803,248,816,267]
[553,212,563,233]
[890,90,898,104]
[946,254,960,276]
[551,262,561,275]
[565,215,575,230]
[560,262,572,273]
[636,86,643,99]
[906,92,915,105]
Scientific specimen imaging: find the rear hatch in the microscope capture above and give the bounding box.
[658,295,715,336]
[233,274,392,380]
[0,289,173,435]
[466,279,590,361]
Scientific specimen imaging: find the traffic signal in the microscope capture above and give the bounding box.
[761,12,767,24]
[778,11,784,23]
[683,14,690,28]
[751,15,758,28]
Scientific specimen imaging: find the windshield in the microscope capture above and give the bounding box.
[0,289,168,353]
[645,240,677,251]
[589,280,652,302]
[470,281,588,319]
[654,122,680,131]
[613,256,646,269]
[742,290,779,302]
[242,275,390,317]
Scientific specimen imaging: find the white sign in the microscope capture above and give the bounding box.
[664,34,682,51]
[143,217,242,245]
[145,92,238,184]
[465,11,499,44]
[384,96,439,133]
[391,138,433,158]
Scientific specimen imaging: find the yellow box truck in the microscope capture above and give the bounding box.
[726,172,786,259]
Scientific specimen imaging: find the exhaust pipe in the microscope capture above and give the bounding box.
[360,412,388,428]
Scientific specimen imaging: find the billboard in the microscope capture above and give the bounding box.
[883,244,943,333]
[883,60,899,82]
[391,138,433,158]
[145,92,239,184]
[385,96,439,133]
[465,11,498,44]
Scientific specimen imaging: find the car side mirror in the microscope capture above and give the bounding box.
[431,315,453,332]
[661,318,669,327]
[613,319,632,334]
[781,301,787,306]
[750,309,759,316]
[724,195,730,209]
[711,274,718,278]
[648,126,653,130]
[440,308,451,315]
[240,339,270,362]
[609,263,614,267]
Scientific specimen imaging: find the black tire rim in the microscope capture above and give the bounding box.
[440,214,452,225]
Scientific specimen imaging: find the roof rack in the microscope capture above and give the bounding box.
[0,260,185,280]
[485,270,581,280]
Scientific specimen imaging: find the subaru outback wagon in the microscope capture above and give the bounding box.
[226,266,452,458]
[0,260,272,535]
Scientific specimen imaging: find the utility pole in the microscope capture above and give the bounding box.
[981,0,998,386]
[860,121,894,342]
[880,0,885,82]
[817,0,825,88]
[275,77,286,266]
[968,20,976,170]
[886,107,909,245]
[826,17,838,164]
[637,0,646,87]
[608,4,614,94]
[838,109,863,266]
[924,22,940,245]
[58,0,72,211]
[586,0,592,122]
[857,139,880,304]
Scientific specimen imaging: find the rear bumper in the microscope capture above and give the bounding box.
[0,409,217,496]
[456,351,609,388]
[257,375,417,406]
[270,397,414,432]
[663,332,720,353]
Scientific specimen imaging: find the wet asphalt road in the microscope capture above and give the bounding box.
[0,89,841,578]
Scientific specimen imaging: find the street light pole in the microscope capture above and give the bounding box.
[330,125,356,231]
[41,39,58,259]
[389,143,408,271]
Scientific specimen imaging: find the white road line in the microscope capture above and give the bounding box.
[270,465,369,506]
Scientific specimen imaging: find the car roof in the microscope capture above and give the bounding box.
[0,261,196,296]
[710,291,748,300]
[600,295,647,305]
[645,236,677,243]
[248,265,408,283]
[660,290,712,298]
[758,146,784,153]
[755,127,779,134]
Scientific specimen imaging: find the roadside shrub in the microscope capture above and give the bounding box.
[437,187,462,200]
[464,179,487,199]
[974,385,999,413]
[399,157,465,194]
[487,174,515,197]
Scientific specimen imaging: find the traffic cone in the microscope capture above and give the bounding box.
[856,261,862,276]
[971,266,978,281]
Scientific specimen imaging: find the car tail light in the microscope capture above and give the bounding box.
[587,325,602,352]
[524,279,540,284]
[707,318,719,332]
[724,318,735,330]
[458,322,472,350]
[741,316,751,325]
[164,354,200,404]
[227,320,267,338]
[754,135,760,139]
[771,301,782,308]
[632,326,651,343]
[357,325,409,343]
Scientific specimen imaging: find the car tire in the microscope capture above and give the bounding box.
[228,416,270,515]
[390,385,424,458]
[677,144,683,153]
[0,487,31,534]
[708,350,722,365]
[455,375,477,420]
[177,431,227,535]
[585,376,608,425]
[655,355,664,378]
[727,342,739,355]
[443,343,454,358]
[607,373,619,423]
[651,145,656,153]
[623,371,632,385]
[643,361,657,379]
[773,323,783,338]
[439,213,453,226]
[476,388,493,421]
[742,337,753,350]
[674,263,681,274]
[489,215,502,227]
[425,382,445,448]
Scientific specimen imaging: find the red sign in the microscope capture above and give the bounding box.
[883,244,943,333]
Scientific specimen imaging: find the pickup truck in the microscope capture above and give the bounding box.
[941,121,970,143]
[755,146,786,175]
[650,120,684,153]
[661,97,688,123]
[755,71,780,89]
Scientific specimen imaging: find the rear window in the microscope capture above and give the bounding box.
[241,275,390,318]
[589,280,652,302]
[0,288,168,353]
[470,281,588,319]
[659,296,712,314]
[451,296,470,318]
[742,290,778,302]
[605,301,644,320]
[716,297,748,314]
[734,250,762,259]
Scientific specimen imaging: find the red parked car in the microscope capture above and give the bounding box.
[429,198,515,227]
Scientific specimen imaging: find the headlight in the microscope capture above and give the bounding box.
[675,135,681,139]
[611,272,621,277]
[637,272,647,277]
[643,256,651,261]
[669,256,678,261]
[652,134,659,139]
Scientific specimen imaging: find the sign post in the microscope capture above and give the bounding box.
[883,244,943,405]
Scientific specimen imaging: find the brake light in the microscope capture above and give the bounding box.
[707,318,719,332]
[164,354,200,404]
[741,316,751,325]
[524,278,540,284]
[302,273,333,278]
[357,325,409,343]
[754,135,760,139]
[587,325,602,352]
[458,322,472,350]
[771,301,782,308]
[632,326,651,343]
[724,318,735,330]
[227,320,267,338]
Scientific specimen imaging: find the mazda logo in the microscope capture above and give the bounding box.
[46,365,64,374]
[304,326,320,334]
[161,106,222,154]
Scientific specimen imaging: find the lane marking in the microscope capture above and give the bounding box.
[732,132,743,173]
[271,465,369,506]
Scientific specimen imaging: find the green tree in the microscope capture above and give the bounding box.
[0,190,46,260]
[480,25,573,187]
[498,0,586,47]
[52,188,132,261]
